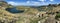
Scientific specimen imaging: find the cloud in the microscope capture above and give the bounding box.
[26,1,30,4]
[38,0,54,2]
[7,1,30,6]
[33,2,40,5]
[38,0,46,2]
[0,0,4,1]
[7,1,49,6]
[8,1,18,5]
[50,0,54,1]
[26,1,48,6]
[26,1,41,6]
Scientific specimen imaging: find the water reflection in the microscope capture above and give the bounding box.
[6,7,24,13]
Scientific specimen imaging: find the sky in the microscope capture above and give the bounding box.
[4,0,60,6]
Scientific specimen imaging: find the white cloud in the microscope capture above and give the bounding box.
[33,2,40,5]
[50,0,54,1]
[7,1,49,6]
[26,1,30,4]
[8,1,18,5]
[26,1,41,6]
[38,0,46,2]
[38,0,54,2]
[0,0,4,1]
[7,1,25,6]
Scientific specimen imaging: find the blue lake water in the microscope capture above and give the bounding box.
[6,7,24,13]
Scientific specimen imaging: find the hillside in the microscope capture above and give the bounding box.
[0,1,60,23]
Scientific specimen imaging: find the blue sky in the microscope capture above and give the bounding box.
[4,0,60,6]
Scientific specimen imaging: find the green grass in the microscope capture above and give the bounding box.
[55,13,60,20]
